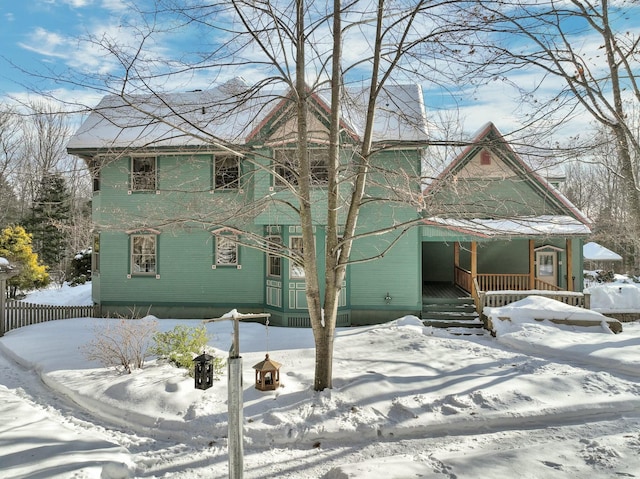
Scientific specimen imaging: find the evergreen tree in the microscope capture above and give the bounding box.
[0,225,49,297]
[27,173,71,270]
[0,173,18,228]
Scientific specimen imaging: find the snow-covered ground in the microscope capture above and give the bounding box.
[1,282,640,478]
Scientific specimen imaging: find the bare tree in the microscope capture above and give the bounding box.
[456,0,640,247]
[0,106,22,226]
[0,101,92,272]
[60,0,487,390]
[564,121,640,271]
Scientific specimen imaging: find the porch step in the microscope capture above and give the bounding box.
[422,303,477,314]
[422,317,483,328]
[422,296,486,334]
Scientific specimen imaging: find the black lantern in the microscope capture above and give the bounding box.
[194,352,214,390]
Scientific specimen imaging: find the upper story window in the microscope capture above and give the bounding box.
[92,168,101,193]
[274,148,329,187]
[131,156,157,191]
[216,235,238,266]
[215,155,240,189]
[131,234,157,275]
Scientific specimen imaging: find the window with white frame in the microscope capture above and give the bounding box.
[289,236,305,279]
[131,156,157,191]
[131,234,157,274]
[274,148,328,187]
[267,235,282,277]
[214,155,240,189]
[216,235,238,266]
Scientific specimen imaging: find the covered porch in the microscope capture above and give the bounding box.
[453,239,576,295]
[421,216,590,312]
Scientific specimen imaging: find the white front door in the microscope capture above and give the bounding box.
[536,251,557,286]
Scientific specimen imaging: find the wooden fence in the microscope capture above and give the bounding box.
[2,301,98,335]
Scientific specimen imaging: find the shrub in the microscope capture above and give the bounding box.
[0,225,49,297]
[69,248,92,284]
[596,270,615,283]
[84,317,158,374]
[150,324,223,377]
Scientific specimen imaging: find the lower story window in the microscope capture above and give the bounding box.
[267,235,282,277]
[216,235,238,266]
[92,234,100,274]
[131,234,157,274]
[290,236,305,279]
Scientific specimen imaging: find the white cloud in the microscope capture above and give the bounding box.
[59,0,93,7]
[99,0,129,12]
[18,27,68,58]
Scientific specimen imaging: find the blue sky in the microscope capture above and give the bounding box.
[0,0,518,136]
[0,1,130,97]
[1,0,633,141]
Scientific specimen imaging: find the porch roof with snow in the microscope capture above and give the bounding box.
[66,78,428,157]
[583,242,622,262]
[422,215,591,241]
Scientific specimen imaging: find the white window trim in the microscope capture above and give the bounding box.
[289,236,305,279]
[130,156,157,192]
[215,235,239,267]
[267,235,282,278]
[130,234,157,276]
[214,154,241,190]
[274,148,329,187]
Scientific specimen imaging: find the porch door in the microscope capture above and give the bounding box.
[536,251,557,286]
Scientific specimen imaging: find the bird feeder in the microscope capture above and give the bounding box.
[194,352,214,390]
[252,354,281,391]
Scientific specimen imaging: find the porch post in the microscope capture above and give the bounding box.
[566,239,573,291]
[470,241,477,297]
[529,240,535,289]
[454,242,460,268]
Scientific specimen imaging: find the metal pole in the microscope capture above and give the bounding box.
[228,353,243,479]
[203,312,270,479]
[0,278,6,337]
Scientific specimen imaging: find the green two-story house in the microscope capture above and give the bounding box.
[67,80,590,325]
[67,80,429,325]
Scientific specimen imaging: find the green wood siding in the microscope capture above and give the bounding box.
[93,153,265,316]
[349,227,421,311]
[97,230,263,306]
[433,178,563,218]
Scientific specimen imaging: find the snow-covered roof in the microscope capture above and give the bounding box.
[583,242,622,261]
[67,79,428,152]
[424,215,591,238]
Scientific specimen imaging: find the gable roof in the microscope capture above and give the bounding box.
[423,122,591,227]
[244,87,360,144]
[66,79,428,155]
